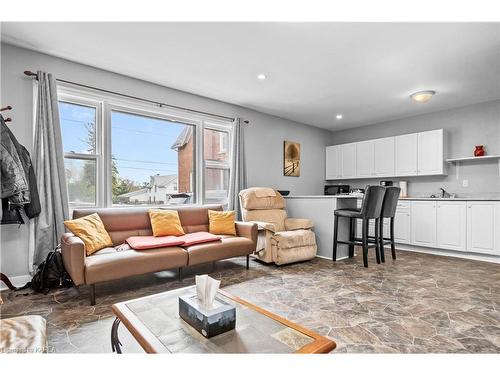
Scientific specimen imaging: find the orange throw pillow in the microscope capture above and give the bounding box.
[64,213,113,256]
[208,210,236,236]
[148,209,185,237]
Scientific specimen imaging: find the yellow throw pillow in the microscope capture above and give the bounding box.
[208,210,236,236]
[148,209,185,237]
[64,213,113,256]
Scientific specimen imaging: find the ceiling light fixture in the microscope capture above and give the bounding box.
[336,114,343,120]
[410,90,436,103]
[257,73,267,80]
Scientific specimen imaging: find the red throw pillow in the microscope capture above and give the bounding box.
[126,236,185,250]
[179,232,221,246]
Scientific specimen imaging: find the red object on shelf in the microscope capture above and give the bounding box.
[474,145,485,157]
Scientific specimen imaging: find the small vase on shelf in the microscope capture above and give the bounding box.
[474,145,485,157]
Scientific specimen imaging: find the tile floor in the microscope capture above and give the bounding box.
[1,250,499,353]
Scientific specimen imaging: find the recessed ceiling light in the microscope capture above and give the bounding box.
[410,90,436,103]
[336,114,343,120]
[257,73,267,80]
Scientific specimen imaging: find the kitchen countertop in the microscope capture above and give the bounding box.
[284,195,500,201]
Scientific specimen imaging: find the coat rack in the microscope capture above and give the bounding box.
[1,105,12,122]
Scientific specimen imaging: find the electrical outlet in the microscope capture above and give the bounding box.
[462,179,469,187]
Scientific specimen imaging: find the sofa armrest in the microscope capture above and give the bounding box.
[285,218,314,231]
[235,221,258,243]
[61,233,86,286]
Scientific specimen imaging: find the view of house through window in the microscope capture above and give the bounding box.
[58,92,232,208]
[204,128,230,204]
[111,111,195,206]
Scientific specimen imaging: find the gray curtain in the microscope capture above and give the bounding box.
[228,118,247,219]
[33,71,69,266]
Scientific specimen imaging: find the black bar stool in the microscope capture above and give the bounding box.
[378,186,401,263]
[332,185,386,267]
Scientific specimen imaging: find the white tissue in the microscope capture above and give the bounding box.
[195,274,221,309]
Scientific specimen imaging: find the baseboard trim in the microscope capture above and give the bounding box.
[316,254,349,261]
[395,244,500,264]
[0,274,31,291]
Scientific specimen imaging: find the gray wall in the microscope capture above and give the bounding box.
[328,100,500,198]
[1,43,331,278]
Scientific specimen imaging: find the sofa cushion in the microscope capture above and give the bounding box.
[64,213,113,256]
[271,229,316,249]
[180,232,221,246]
[84,246,188,284]
[126,235,185,250]
[185,236,255,266]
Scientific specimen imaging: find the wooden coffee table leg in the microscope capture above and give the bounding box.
[111,317,122,353]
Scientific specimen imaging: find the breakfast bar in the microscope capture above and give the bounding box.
[284,195,359,260]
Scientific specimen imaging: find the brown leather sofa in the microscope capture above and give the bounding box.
[61,205,257,305]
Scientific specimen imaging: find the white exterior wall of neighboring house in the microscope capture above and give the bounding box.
[117,174,179,204]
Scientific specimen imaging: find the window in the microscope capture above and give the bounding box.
[203,127,231,204]
[59,100,100,206]
[57,86,233,208]
[111,110,195,206]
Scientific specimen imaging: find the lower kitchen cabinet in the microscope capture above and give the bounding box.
[466,202,500,255]
[394,203,411,244]
[436,201,467,252]
[411,201,437,247]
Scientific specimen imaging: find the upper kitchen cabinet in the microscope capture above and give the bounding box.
[325,129,445,180]
[325,145,341,179]
[356,140,375,177]
[374,137,395,177]
[340,143,357,178]
[395,133,418,176]
[417,129,445,175]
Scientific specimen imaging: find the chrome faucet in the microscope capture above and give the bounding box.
[440,187,449,198]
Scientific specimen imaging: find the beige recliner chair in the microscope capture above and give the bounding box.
[239,187,317,265]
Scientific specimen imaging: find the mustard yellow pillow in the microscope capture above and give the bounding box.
[64,213,113,256]
[148,209,185,237]
[208,210,236,236]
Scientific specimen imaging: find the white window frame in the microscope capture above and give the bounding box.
[58,93,104,208]
[202,120,232,204]
[56,84,233,208]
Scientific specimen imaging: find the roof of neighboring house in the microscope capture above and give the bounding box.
[151,174,177,188]
[170,126,192,150]
[117,187,149,198]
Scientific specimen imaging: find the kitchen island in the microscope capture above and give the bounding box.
[284,195,359,260]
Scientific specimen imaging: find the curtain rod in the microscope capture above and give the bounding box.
[24,70,247,124]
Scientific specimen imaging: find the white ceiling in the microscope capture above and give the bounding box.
[2,22,499,130]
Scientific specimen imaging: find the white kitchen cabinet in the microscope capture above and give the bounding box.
[411,201,437,247]
[356,140,374,178]
[395,133,418,176]
[394,202,411,244]
[374,137,395,177]
[417,129,444,175]
[325,145,341,179]
[436,201,467,252]
[466,202,500,255]
[340,143,357,178]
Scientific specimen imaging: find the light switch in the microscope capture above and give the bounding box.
[462,179,469,187]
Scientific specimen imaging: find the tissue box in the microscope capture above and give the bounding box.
[179,294,236,338]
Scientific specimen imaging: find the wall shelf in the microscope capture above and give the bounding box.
[446,155,500,163]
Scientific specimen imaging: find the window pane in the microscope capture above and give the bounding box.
[204,167,229,204]
[59,101,97,154]
[64,158,96,206]
[111,111,195,206]
[204,128,229,162]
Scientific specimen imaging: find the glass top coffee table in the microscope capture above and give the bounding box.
[111,286,336,354]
